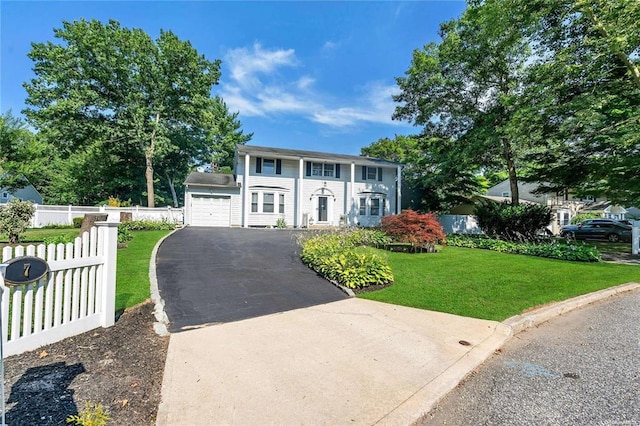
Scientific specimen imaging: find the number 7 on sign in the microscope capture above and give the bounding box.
[23,263,31,278]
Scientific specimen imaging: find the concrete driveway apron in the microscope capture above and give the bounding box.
[156,227,348,331]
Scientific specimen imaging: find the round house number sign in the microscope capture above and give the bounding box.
[2,256,49,285]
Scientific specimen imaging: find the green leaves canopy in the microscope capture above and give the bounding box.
[23,19,222,207]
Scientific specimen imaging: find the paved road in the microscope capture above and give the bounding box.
[424,289,640,425]
[156,228,347,331]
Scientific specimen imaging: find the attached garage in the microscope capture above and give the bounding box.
[184,172,241,227]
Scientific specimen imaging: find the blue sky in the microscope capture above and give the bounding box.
[1,1,466,155]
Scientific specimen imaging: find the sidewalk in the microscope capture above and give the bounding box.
[156,298,510,425]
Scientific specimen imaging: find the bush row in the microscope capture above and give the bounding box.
[119,220,177,231]
[446,234,601,262]
[299,229,393,289]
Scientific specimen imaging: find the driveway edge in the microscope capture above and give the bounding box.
[149,228,181,336]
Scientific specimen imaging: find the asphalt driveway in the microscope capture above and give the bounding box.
[156,227,347,331]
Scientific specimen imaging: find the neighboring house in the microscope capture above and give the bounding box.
[0,179,43,205]
[184,145,403,228]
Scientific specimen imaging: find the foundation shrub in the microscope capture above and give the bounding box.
[299,230,393,289]
[447,234,601,262]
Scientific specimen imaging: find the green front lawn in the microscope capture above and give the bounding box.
[116,230,170,311]
[359,247,639,321]
[0,228,79,245]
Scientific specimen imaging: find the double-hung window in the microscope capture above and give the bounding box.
[279,194,285,214]
[263,193,275,213]
[371,198,380,216]
[251,193,258,212]
[309,162,339,178]
[359,197,367,215]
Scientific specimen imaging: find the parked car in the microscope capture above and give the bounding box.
[560,219,632,242]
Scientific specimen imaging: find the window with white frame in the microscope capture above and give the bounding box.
[501,192,510,197]
[250,191,286,214]
[358,196,385,216]
[263,193,275,213]
[311,163,334,177]
[251,193,258,212]
[359,197,367,215]
[1,192,7,199]
[367,167,377,180]
[371,198,380,216]
[263,159,275,174]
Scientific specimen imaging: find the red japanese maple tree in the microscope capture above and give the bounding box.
[381,210,445,252]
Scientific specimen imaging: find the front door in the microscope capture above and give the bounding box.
[318,196,328,222]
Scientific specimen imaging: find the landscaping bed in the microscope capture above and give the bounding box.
[4,302,168,425]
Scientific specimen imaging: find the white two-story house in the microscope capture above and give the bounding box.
[184,145,403,228]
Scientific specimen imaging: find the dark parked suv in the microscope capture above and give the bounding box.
[560,219,632,242]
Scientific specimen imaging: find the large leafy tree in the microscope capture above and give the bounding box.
[0,112,51,192]
[514,0,640,205]
[393,0,532,205]
[361,134,483,213]
[23,19,221,207]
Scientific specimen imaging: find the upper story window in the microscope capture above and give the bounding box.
[306,162,341,179]
[256,157,282,175]
[501,192,510,197]
[361,166,383,182]
[1,192,8,199]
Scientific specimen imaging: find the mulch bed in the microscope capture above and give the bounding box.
[3,302,168,425]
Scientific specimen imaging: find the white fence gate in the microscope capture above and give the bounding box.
[0,222,119,357]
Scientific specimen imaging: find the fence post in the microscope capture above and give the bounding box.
[96,221,119,327]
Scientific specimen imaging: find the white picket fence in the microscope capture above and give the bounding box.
[30,204,184,228]
[0,222,119,357]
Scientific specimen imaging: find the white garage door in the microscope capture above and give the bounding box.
[191,195,231,227]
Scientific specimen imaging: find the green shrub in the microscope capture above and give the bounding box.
[299,230,393,289]
[119,219,177,231]
[473,201,552,242]
[41,223,76,230]
[73,217,84,228]
[0,199,35,244]
[43,234,77,245]
[570,212,602,224]
[276,217,287,228]
[117,227,133,244]
[447,234,600,262]
[66,401,110,426]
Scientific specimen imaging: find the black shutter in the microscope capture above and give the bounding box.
[276,159,282,175]
[256,157,262,173]
[362,166,367,180]
[306,161,311,177]
[335,164,341,179]
[377,167,383,181]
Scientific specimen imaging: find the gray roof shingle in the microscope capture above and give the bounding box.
[184,172,239,188]
[235,145,403,167]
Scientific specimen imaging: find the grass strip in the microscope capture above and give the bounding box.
[116,230,170,311]
[359,247,639,321]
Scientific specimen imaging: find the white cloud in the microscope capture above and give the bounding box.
[225,42,296,88]
[322,41,337,51]
[221,43,404,128]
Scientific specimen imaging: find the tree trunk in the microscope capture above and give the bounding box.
[146,112,161,208]
[165,171,179,207]
[145,153,155,208]
[502,137,519,205]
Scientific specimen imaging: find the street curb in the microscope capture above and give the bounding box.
[149,228,180,337]
[503,282,640,335]
[404,282,640,425]
[379,321,512,426]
